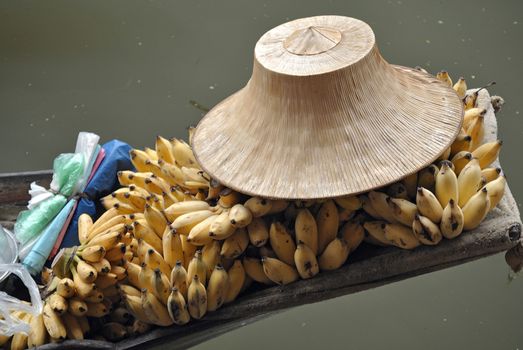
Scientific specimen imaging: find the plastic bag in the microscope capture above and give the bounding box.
[0,226,19,282]
[0,264,43,336]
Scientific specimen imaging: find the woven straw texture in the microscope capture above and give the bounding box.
[192,15,463,199]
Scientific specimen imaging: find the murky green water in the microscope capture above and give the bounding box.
[1,0,522,349]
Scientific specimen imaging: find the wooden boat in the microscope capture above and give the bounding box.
[0,91,521,350]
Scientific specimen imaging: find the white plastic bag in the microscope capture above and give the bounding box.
[0,264,43,336]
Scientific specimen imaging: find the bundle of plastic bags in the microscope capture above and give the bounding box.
[12,132,132,276]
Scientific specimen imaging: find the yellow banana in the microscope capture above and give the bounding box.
[104,243,126,263]
[11,313,31,350]
[27,313,47,347]
[416,187,443,223]
[481,167,501,183]
[167,287,191,325]
[451,151,473,175]
[159,160,185,186]
[387,197,417,227]
[122,294,149,323]
[316,199,339,254]
[457,158,482,207]
[206,265,229,311]
[402,172,418,200]
[244,217,268,247]
[334,196,361,211]
[202,240,222,276]
[172,209,215,235]
[462,188,490,230]
[181,234,197,268]
[171,138,198,168]
[79,245,106,263]
[95,272,118,290]
[140,289,173,326]
[78,213,93,245]
[318,238,350,270]
[225,260,245,303]
[68,297,88,317]
[164,200,211,222]
[187,276,207,319]
[436,70,452,86]
[221,228,249,259]
[71,265,95,298]
[90,258,111,276]
[145,248,171,276]
[152,268,171,305]
[43,303,67,340]
[133,220,163,255]
[412,214,442,245]
[269,222,296,265]
[435,160,459,208]
[229,204,253,228]
[340,220,365,252]
[242,257,273,285]
[261,257,299,285]
[186,250,207,286]
[368,191,398,223]
[471,140,502,169]
[363,221,390,246]
[463,108,486,130]
[417,165,438,193]
[384,223,420,249]
[144,204,167,237]
[294,243,319,279]
[187,214,216,246]
[83,288,104,303]
[484,175,506,210]
[118,283,141,298]
[266,199,290,214]
[453,76,467,99]
[62,312,84,340]
[136,238,154,263]
[440,199,464,239]
[170,261,188,300]
[359,194,383,219]
[156,135,176,164]
[76,258,98,283]
[208,210,235,240]
[467,113,485,151]
[56,278,75,298]
[243,197,272,217]
[217,188,242,208]
[85,230,122,251]
[144,146,158,160]
[450,134,472,157]
[437,146,451,161]
[294,208,319,255]
[163,227,184,268]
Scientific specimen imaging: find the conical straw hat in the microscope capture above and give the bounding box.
[192,15,463,199]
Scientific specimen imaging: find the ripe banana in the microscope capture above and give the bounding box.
[91,258,111,276]
[416,187,443,223]
[340,220,365,252]
[167,287,191,325]
[368,191,399,223]
[440,199,464,239]
[229,204,253,228]
[246,217,269,247]
[481,167,501,183]
[269,222,296,266]
[467,113,485,151]
[202,240,221,276]
[206,264,229,311]
[387,197,417,227]
[133,221,163,255]
[181,234,197,268]
[294,243,319,279]
[170,260,188,299]
[145,247,171,276]
[412,215,442,245]
[209,210,236,240]
[79,245,106,263]
[172,209,215,235]
[43,303,67,340]
[417,165,438,193]
[435,160,459,208]
[471,140,502,169]
[152,268,171,305]
[294,208,319,255]
[436,70,452,86]
[363,221,390,246]
[217,188,242,208]
[316,199,339,254]
[387,182,409,200]
[144,204,167,237]
[266,199,290,214]
[71,265,95,298]
[171,138,198,168]
[187,214,216,245]
[450,134,472,157]
[360,194,383,219]
[244,197,273,217]
[334,196,361,211]
[225,260,246,303]
[78,213,93,245]
[242,257,273,285]
[384,223,420,249]
[186,250,207,286]
[221,228,249,259]
[28,313,47,347]
[261,257,299,285]
[156,135,176,164]
[140,289,173,326]
[402,172,418,199]
[187,276,207,319]
[56,278,75,298]
[122,294,149,323]
[451,151,473,175]
[318,238,350,270]
[68,297,88,317]
[463,108,486,130]
[76,258,98,283]
[62,312,84,340]
[457,158,482,207]
[484,175,506,210]
[462,188,491,230]
[164,200,211,222]
[453,77,467,99]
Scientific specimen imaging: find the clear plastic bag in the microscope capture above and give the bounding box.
[0,264,43,336]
